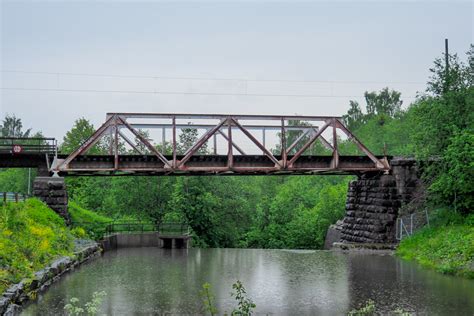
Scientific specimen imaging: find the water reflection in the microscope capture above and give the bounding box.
[22,248,474,315]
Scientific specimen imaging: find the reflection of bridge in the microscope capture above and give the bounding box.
[0,113,390,176]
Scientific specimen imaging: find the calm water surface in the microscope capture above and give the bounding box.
[22,248,474,315]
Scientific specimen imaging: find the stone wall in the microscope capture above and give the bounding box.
[339,158,422,244]
[33,177,70,225]
[0,243,101,316]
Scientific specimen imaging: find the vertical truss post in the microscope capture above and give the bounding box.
[227,118,233,168]
[213,134,217,155]
[262,127,266,154]
[172,116,177,168]
[162,127,166,152]
[109,126,114,155]
[114,123,119,170]
[281,118,287,169]
[331,118,339,169]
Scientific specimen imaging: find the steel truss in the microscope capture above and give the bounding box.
[52,113,390,176]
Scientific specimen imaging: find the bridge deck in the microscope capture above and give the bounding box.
[0,153,390,176]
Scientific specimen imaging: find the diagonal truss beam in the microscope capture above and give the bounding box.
[57,114,117,170]
[177,119,227,168]
[232,118,282,168]
[118,130,144,155]
[117,117,172,168]
[288,120,331,167]
[217,129,246,155]
[335,119,389,169]
[286,127,334,155]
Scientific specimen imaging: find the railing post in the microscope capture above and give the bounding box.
[281,118,287,169]
[15,193,19,203]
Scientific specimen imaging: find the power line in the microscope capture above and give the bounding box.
[1,70,426,85]
[1,87,419,99]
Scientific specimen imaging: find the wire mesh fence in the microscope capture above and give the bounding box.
[396,210,430,240]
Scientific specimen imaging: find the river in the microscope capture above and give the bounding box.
[22,248,474,315]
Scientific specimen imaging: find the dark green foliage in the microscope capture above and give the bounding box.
[60,118,108,154]
[429,130,474,213]
[0,114,32,137]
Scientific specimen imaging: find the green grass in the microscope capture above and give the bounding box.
[68,201,113,239]
[69,201,113,223]
[397,212,474,279]
[0,199,75,293]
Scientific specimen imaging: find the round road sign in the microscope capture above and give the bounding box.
[12,144,23,154]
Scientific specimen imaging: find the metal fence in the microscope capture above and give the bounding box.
[1,192,28,203]
[396,210,430,240]
[71,220,190,239]
[0,137,57,154]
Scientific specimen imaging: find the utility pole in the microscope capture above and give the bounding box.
[444,38,449,93]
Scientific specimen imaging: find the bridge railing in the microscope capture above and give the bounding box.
[71,220,190,239]
[1,192,28,204]
[0,137,57,155]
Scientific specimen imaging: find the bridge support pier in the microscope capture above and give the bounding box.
[336,158,421,245]
[33,177,71,225]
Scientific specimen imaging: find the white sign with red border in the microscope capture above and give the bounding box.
[12,144,23,154]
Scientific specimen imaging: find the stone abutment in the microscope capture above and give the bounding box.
[337,158,421,245]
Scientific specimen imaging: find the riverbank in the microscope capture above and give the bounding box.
[0,242,101,315]
[396,213,474,279]
[0,199,103,314]
[0,199,76,294]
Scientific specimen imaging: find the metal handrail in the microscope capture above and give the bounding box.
[0,137,57,154]
[71,220,190,238]
[1,192,28,203]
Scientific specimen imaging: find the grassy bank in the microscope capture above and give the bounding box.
[0,199,75,293]
[397,211,474,279]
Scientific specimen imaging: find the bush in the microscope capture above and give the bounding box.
[0,199,74,293]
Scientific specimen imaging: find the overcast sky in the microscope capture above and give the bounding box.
[1,1,472,140]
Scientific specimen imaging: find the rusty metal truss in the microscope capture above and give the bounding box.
[51,113,390,176]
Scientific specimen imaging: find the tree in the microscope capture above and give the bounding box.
[364,88,402,120]
[61,118,106,154]
[343,88,403,130]
[409,45,474,214]
[427,45,473,96]
[0,114,31,137]
[177,127,208,155]
[342,101,365,130]
[429,130,473,214]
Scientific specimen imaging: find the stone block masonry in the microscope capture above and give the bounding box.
[340,158,422,244]
[0,243,101,316]
[32,177,71,225]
